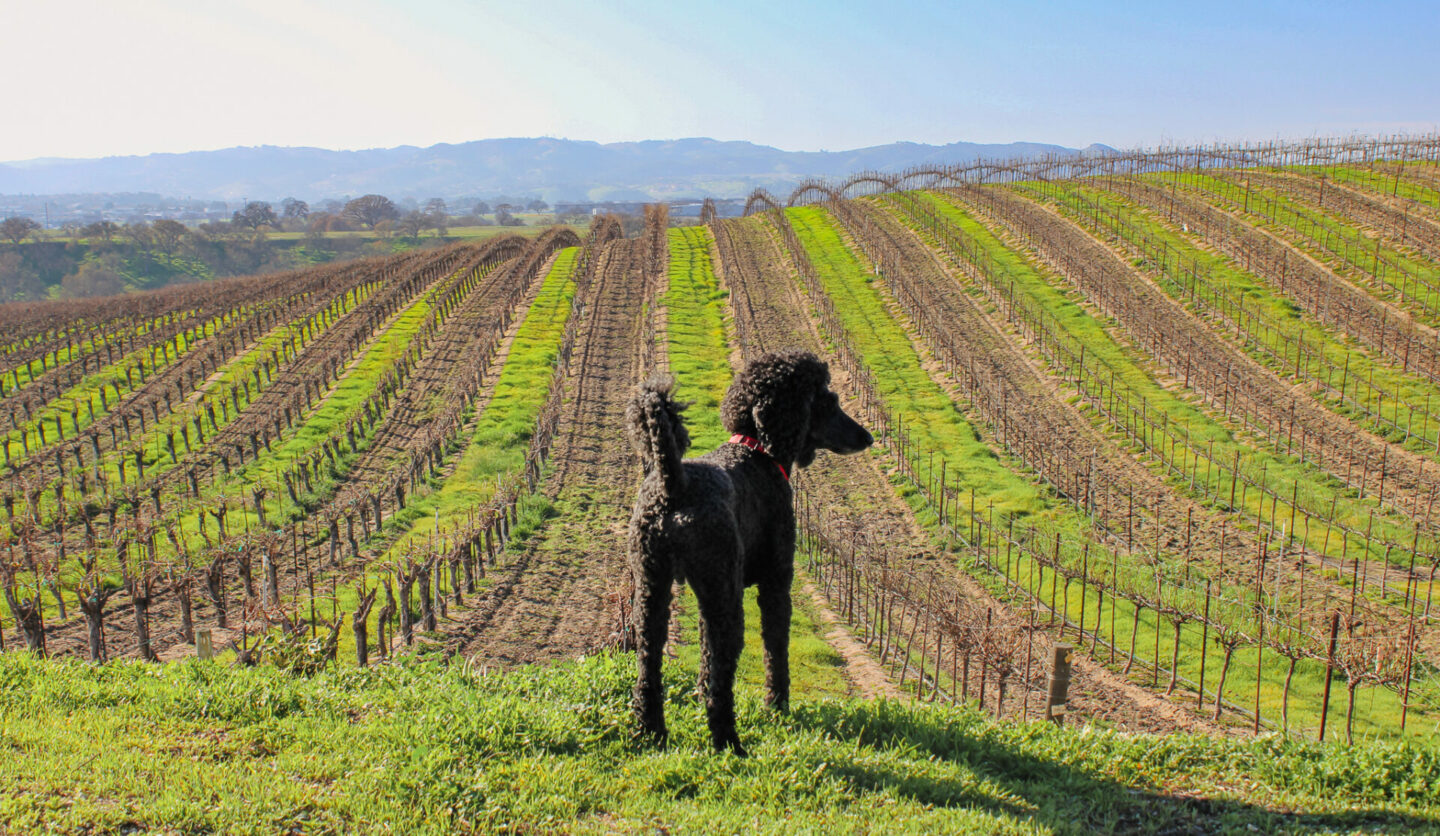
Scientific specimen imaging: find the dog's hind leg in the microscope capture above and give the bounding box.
[694,573,747,755]
[693,613,710,698]
[758,569,793,712]
[632,555,674,748]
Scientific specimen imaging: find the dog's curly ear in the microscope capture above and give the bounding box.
[753,387,810,466]
[745,352,829,466]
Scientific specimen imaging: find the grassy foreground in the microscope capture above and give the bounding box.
[1,654,1437,834]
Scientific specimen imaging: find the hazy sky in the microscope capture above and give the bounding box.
[4,0,1436,161]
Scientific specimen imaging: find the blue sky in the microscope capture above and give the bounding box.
[3,0,1436,161]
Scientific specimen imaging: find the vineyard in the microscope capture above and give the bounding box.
[5,135,1440,827]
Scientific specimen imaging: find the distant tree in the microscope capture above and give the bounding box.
[494,207,523,227]
[0,251,46,301]
[303,213,351,237]
[303,214,331,245]
[473,201,490,216]
[82,220,121,242]
[122,222,154,249]
[423,199,448,236]
[81,218,118,241]
[61,255,127,298]
[398,211,427,240]
[0,217,41,245]
[525,199,549,212]
[232,201,279,231]
[150,219,188,255]
[343,194,399,230]
[195,220,235,240]
[281,198,310,220]
[495,203,513,212]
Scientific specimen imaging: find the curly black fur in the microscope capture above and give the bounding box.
[627,350,872,755]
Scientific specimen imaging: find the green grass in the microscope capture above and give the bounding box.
[1012,180,1440,563]
[663,225,732,451]
[208,270,452,530]
[0,318,153,398]
[74,284,381,562]
[788,205,1046,520]
[1047,181,1440,451]
[1315,164,1440,213]
[1165,171,1440,324]
[1,653,1435,834]
[374,247,579,554]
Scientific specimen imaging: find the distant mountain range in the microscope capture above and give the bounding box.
[0,137,1116,203]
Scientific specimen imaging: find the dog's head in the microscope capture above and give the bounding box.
[720,349,873,469]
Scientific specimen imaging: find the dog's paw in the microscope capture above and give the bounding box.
[633,724,669,750]
[713,733,748,758]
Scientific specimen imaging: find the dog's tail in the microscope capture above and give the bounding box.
[627,375,691,498]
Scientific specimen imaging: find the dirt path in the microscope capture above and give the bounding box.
[801,581,901,699]
[455,237,651,665]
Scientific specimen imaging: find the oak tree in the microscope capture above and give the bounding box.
[343,195,399,229]
[0,217,41,245]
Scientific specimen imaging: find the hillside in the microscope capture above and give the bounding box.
[2,654,1435,834]
[0,137,1105,202]
[3,134,1440,831]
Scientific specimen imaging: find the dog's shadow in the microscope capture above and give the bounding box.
[778,700,1436,834]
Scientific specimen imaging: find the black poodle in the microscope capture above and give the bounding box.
[626,350,873,754]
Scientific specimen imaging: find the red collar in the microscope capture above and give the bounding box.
[729,434,789,481]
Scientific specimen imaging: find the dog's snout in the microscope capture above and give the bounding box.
[842,425,873,453]
[829,411,873,454]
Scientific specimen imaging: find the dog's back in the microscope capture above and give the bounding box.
[627,377,790,585]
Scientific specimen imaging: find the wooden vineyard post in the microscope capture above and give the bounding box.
[1403,574,1417,733]
[1319,611,1340,742]
[1023,607,1034,719]
[1198,581,1211,711]
[196,628,213,661]
[1045,643,1073,725]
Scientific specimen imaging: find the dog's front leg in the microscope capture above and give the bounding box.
[758,569,792,713]
[632,558,674,748]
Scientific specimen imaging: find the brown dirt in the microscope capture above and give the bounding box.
[452,237,650,665]
[801,581,902,699]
